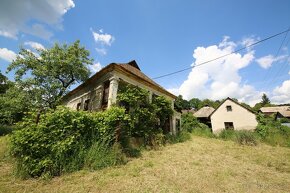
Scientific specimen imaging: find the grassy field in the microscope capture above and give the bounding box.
[0,135,290,193]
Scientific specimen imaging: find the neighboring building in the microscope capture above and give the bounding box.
[181,109,196,115]
[259,106,290,116]
[193,106,215,127]
[275,109,290,120]
[210,98,258,133]
[62,60,181,134]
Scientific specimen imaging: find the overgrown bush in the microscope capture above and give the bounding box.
[181,113,214,138]
[117,84,173,144]
[10,106,130,178]
[255,113,290,147]
[181,113,200,133]
[279,117,290,123]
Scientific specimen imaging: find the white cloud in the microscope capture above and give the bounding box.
[24,41,45,50]
[95,48,107,55]
[0,0,75,39]
[256,55,287,69]
[271,79,290,104]
[24,24,54,40]
[0,48,17,62]
[0,30,17,39]
[169,36,263,106]
[90,62,102,73]
[91,29,114,46]
[240,36,260,52]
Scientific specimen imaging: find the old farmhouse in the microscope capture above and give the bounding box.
[62,60,181,134]
[210,98,258,133]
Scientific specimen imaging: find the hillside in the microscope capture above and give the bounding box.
[0,135,290,193]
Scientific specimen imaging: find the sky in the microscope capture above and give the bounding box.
[0,0,290,106]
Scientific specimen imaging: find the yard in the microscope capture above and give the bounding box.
[0,135,289,193]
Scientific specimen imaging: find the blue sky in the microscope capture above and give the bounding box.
[0,0,290,105]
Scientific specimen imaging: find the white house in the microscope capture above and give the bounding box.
[210,98,258,133]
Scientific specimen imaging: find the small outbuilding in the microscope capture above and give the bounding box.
[275,109,290,120]
[193,106,215,127]
[210,98,258,133]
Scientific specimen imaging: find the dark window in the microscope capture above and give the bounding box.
[224,122,234,130]
[84,99,90,111]
[119,101,130,113]
[226,105,232,112]
[102,81,110,108]
[176,119,181,132]
[76,102,81,111]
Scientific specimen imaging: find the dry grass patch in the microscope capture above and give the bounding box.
[0,136,290,193]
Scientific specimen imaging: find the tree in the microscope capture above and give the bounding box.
[0,71,11,94]
[261,93,270,105]
[199,99,221,109]
[174,95,191,111]
[189,98,201,110]
[0,84,31,124]
[7,40,93,110]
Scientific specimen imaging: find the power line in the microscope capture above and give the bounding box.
[153,28,290,80]
[261,26,290,87]
[266,36,290,87]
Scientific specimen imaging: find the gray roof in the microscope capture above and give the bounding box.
[181,109,196,114]
[194,106,215,118]
[277,110,290,118]
[260,106,290,113]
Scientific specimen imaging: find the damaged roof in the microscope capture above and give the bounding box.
[63,60,176,100]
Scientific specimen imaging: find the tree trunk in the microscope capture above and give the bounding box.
[35,109,43,124]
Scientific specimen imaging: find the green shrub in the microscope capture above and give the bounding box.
[181,113,200,133]
[235,131,258,146]
[177,130,191,142]
[0,125,14,136]
[279,118,290,123]
[181,113,214,138]
[117,84,173,140]
[10,106,130,178]
[255,113,290,147]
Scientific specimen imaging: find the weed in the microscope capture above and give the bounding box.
[235,131,258,146]
[84,142,127,170]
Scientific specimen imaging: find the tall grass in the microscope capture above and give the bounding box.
[215,130,258,146]
[84,142,127,170]
[0,136,9,162]
[165,130,191,144]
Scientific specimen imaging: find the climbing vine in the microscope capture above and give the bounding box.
[117,84,173,138]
